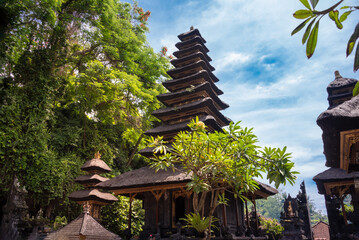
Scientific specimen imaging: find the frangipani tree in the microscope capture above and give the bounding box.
[149,118,298,239]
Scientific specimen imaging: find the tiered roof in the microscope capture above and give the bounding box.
[326,71,357,109]
[44,211,120,240]
[139,27,231,156]
[69,152,117,207]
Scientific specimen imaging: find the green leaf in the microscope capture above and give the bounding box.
[340,6,350,9]
[306,20,319,58]
[291,18,310,36]
[346,23,359,56]
[293,9,313,19]
[340,11,352,22]
[302,18,316,44]
[310,0,319,9]
[354,42,359,72]
[300,0,312,10]
[328,11,342,29]
[353,82,359,96]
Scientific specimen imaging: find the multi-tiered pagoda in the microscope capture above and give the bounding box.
[69,152,118,220]
[140,27,230,156]
[100,28,277,240]
[313,71,359,239]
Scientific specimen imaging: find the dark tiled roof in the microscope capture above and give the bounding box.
[177,28,206,43]
[151,97,232,126]
[157,82,229,110]
[327,71,357,90]
[173,44,212,62]
[175,36,209,52]
[167,60,219,82]
[171,52,214,70]
[144,115,223,137]
[99,166,277,199]
[44,213,121,240]
[317,95,359,168]
[98,166,191,190]
[75,174,109,185]
[163,70,222,95]
[256,181,278,196]
[69,189,118,204]
[313,167,359,182]
[81,158,112,173]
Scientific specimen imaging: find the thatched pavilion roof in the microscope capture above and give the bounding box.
[44,212,121,240]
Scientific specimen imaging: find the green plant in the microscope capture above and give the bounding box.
[53,216,67,230]
[181,212,217,237]
[259,216,283,240]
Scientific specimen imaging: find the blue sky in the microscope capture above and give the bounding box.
[135,0,358,213]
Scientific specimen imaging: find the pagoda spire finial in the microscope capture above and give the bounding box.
[334,70,342,79]
[94,151,101,159]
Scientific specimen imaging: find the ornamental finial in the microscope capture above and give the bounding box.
[94,151,101,159]
[190,26,194,30]
[334,70,342,79]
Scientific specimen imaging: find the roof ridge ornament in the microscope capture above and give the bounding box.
[94,151,101,159]
[334,70,342,79]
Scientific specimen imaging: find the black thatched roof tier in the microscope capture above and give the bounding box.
[75,174,109,185]
[157,82,229,110]
[327,71,357,91]
[255,181,278,198]
[317,95,359,168]
[313,167,359,194]
[98,166,191,191]
[178,28,206,43]
[44,213,121,240]
[163,70,222,95]
[99,165,277,198]
[138,146,157,158]
[313,167,359,182]
[175,36,209,52]
[69,189,118,204]
[171,52,214,70]
[326,71,358,109]
[81,158,112,174]
[151,97,232,127]
[173,44,212,61]
[144,115,223,137]
[167,60,219,82]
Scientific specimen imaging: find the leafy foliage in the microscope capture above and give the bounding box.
[149,118,298,238]
[292,0,359,72]
[259,216,283,240]
[0,0,169,224]
[101,196,145,238]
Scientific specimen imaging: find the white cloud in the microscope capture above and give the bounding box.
[215,52,252,72]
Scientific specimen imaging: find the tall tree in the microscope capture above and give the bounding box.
[0,0,169,217]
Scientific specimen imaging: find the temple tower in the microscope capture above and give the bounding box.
[69,152,117,220]
[140,27,231,156]
[314,71,359,239]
